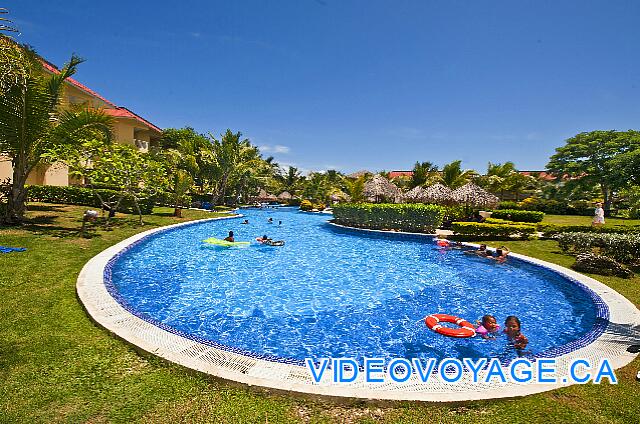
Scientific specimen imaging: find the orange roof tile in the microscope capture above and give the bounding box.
[41,61,161,134]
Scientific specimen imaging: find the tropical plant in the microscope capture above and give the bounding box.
[0,8,19,36]
[439,160,476,189]
[410,161,439,189]
[0,39,113,224]
[207,130,270,205]
[156,127,212,216]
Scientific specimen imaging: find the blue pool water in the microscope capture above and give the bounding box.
[109,208,599,363]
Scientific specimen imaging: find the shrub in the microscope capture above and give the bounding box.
[537,223,640,238]
[497,201,520,210]
[332,203,445,232]
[572,253,634,278]
[451,222,537,239]
[313,202,326,210]
[490,209,544,223]
[299,200,313,211]
[557,232,640,265]
[26,185,156,214]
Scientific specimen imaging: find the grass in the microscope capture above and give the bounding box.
[1,204,639,423]
[542,214,640,227]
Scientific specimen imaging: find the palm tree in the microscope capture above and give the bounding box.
[440,160,476,189]
[157,127,212,215]
[0,39,112,224]
[484,161,517,199]
[0,8,19,36]
[410,161,439,189]
[207,130,272,205]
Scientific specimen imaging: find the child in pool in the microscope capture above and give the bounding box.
[504,315,528,350]
[476,315,500,339]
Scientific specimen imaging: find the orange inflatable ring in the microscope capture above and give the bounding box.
[436,240,450,247]
[425,314,476,338]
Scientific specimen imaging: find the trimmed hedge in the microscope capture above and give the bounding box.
[332,203,445,232]
[557,232,640,265]
[537,223,640,238]
[490,209,544,223]
[451,222,537,239]
[27,185,155,214]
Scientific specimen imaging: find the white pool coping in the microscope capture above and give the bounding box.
[77,218,640,401]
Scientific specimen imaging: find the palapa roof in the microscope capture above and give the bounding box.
[255,189,278,201]
[403,186,428,203]
[329,190,352,202]
[363,174,402,202]
[277,191,293,200]
[423,182,455,204]
[451,182,499,208]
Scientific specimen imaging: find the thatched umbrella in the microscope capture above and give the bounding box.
[451,183,499,209]
[423,182,455,205]
[363,174,402,203]
[277,191,293,201]
[255,189,277,202]
[403,186,429,203]
[329,190,352,203]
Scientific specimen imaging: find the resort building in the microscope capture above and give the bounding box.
[0,59,162,186]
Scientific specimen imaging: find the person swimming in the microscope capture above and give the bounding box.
[476,315,500,340]
[241,219,249,224]
[223,231,234,242]
[504,315,528,351]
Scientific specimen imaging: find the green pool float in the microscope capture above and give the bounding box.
[203,237,250,247]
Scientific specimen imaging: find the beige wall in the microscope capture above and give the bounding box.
[24,163,69,186]
[0,155,13,182]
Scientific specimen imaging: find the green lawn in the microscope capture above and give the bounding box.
[542,214,640,227]
[1,205,639,423]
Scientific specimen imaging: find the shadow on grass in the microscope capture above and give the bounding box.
[26,204,68,212]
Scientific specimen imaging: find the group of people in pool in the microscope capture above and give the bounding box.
[437,239,511,263]
[476,314,529,351]
[465,243,511,263]
[222,217,285,246]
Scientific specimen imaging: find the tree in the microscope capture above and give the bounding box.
[156,127,212,216]
[440,160,476,189]
[410,161,439,189]
[0,8,19,36]
[206,130,273,205]
[0,39,113,223]
[547,130,640,211]
[86,144,166,225]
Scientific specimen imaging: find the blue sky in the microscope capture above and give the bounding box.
[10,1,640,174]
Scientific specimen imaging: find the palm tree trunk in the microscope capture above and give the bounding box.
[4,164,29,224]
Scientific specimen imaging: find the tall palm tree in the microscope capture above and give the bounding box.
[440,160,476,189]
[0,38,112,223]
[207,130,269,205]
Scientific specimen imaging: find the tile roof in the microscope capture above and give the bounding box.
[40,60,161,134]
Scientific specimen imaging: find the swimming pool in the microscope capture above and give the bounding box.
[106,208,603,365]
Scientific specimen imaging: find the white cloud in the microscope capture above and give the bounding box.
[259,144,290,154]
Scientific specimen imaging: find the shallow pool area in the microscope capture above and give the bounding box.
[107,208,601,364]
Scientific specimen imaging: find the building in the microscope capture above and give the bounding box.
[0,59,162,186]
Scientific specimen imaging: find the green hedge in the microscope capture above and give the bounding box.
[451,222,537,239]
[332,203,445,232]
[557,232,640,265]
[537,223,640,238]
[27,185,156,214]
[490,209,544,223]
